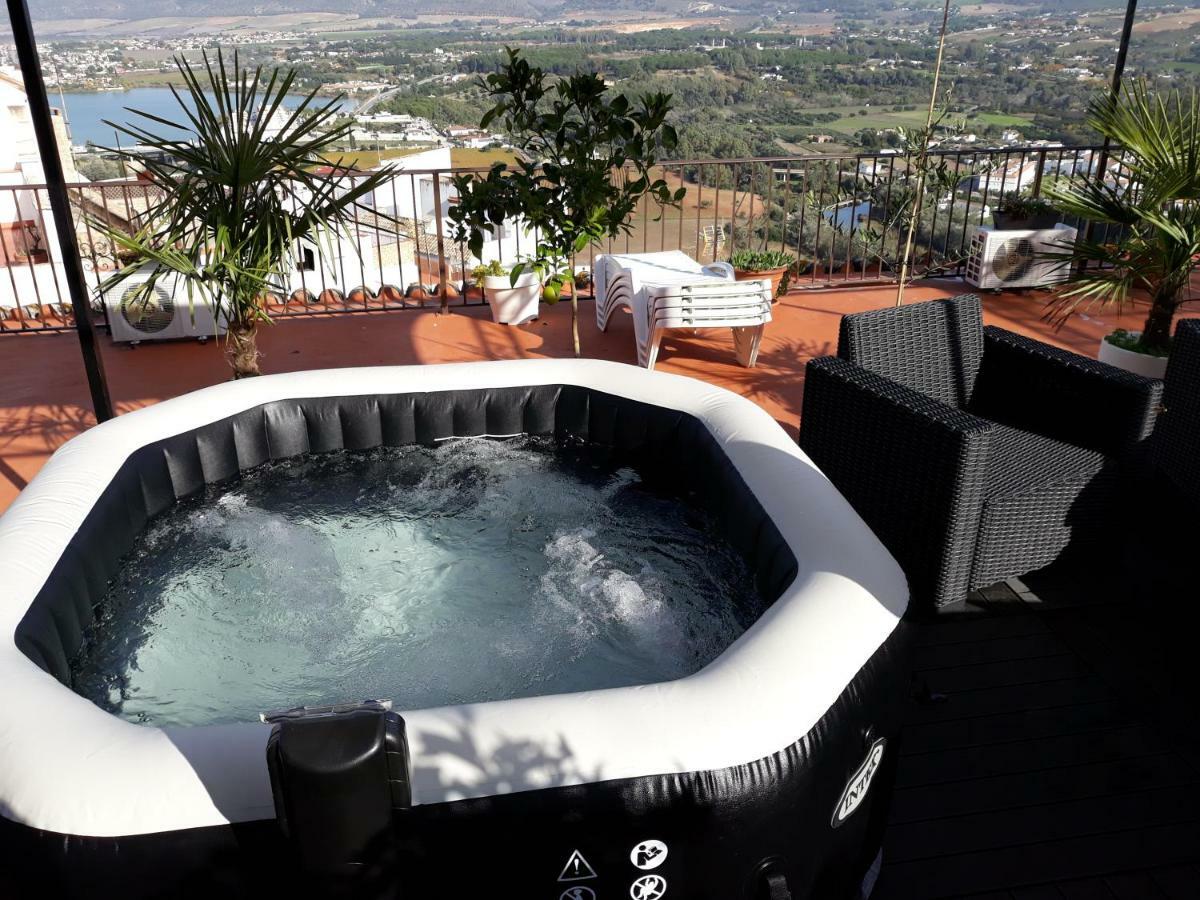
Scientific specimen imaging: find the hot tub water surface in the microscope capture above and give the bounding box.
[70,436,764,726]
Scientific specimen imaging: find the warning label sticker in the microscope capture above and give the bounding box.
[557,849,599,882]
[630,874,667,900]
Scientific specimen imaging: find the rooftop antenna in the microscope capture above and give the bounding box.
[114,130,129,180]
[49,55,77,173]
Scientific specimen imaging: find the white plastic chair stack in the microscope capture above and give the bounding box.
[594,250,773,370]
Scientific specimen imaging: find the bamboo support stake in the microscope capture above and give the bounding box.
[895,0,953,307]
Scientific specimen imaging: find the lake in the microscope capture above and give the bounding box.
[823,199,873,230]
[58,88,350,148]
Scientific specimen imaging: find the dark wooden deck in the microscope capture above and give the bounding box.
[874,570,1200,900]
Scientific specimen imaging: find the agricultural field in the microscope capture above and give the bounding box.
[774,138,859,157]
[1133,8,1200,33]
[809,106,1034,137]
[969,112,1036,128]
[449,148,520,168]
[1053,39,1117,56]
[823,108,933,134]
[955,4,1026,14]
[621,168,769,260]
[116,70,190,88]
[317,147,518,170]
[319,147,433,169]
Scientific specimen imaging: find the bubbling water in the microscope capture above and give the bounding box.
[70,437,764,727]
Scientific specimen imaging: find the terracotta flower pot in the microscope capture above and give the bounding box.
[734,265,789,300]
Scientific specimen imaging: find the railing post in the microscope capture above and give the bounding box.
[6,0,113,421]
[432,175,449,314]
[1030,148,1048,198]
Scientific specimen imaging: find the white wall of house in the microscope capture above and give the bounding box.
[282,228,417,296]
[970,159,1039,194]
[0,67,82,316]
[366,147,452,222]
[361,147,535,275]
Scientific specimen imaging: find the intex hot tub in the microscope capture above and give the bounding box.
[0,360,908,900]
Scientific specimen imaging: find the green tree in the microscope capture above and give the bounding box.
[75,155,125,182]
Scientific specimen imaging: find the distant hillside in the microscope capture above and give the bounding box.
[35,0,548,20]
[33,0,850,23]
[35,0,1155,27]
[33,0,713,20]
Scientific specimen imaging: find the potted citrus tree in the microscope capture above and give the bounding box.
[1043,81,1199,379]
[449,48,684,355]
[94,51,395,378]
[730,249,796,300]
[472,259,541,325]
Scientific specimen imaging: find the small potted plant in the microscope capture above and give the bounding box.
[472,259,541,325]
[18,223,49,264]
[730,249,796,300]
[992,191,1060,230]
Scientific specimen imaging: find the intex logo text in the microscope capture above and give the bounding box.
[831,738,886,828]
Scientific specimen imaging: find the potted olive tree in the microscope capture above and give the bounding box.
[730,249,796,300]
[1044,82,1199,378]
[449,48,684,355]
[94,51,395,378]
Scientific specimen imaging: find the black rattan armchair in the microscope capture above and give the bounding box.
[800,294,1162,612]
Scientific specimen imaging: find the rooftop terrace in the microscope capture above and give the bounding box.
[3,128,1200,900]
[2,278,1198,897]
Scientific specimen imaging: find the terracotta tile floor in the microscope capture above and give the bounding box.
[0,280,1192,513]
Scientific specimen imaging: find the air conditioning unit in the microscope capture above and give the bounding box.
[965,223,1077,290]
[104,266,226,343]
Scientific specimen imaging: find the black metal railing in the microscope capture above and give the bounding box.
[0,144,1128,336]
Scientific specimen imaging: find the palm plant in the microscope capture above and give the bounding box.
[1044,82,1199,355]
[96,51,395,377]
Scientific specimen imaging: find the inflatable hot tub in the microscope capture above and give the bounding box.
[0,360,908,900]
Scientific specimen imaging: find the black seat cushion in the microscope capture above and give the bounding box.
[985,424,1110,500]
[973,424,1118,587]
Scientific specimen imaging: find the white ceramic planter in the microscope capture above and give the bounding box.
[1097,331,1169,379]
[482,273,540,325]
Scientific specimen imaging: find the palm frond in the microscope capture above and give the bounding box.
[1041,78,1200,345]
